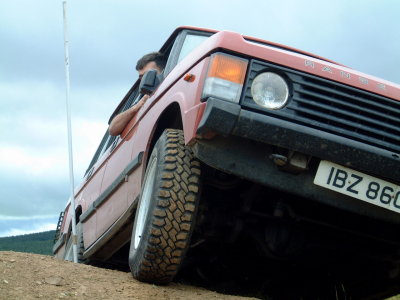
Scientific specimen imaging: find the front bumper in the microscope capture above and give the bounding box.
[194,98,400,223]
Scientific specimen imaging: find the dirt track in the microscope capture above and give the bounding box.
[0,251,257,300]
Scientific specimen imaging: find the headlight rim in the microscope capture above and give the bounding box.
[250,71,291,110]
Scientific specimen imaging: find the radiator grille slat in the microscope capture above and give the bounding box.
[294,86,400,126]
[289,104,399,150]
[291,96,400,139]
[243,60,400,153]
[293,79,400,115]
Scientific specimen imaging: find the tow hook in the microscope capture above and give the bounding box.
[270,151,311,173]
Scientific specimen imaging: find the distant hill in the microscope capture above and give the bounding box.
[0,230,56,255]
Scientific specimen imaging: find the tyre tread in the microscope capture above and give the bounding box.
[134,129,201,284]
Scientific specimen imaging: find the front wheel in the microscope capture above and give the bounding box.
[129,129,201,284]
[63,222,86,263]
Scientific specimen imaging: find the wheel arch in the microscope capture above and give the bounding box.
[147,102,183,165]
[75,205,82,224]
[66,204,83,235]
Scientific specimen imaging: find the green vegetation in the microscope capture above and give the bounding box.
[0,230,56,255]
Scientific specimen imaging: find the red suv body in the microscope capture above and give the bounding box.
[54,26,400,299]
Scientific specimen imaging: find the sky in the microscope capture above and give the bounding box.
[0,0,399,238]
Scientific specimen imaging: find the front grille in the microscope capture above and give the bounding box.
[242,60,400,154]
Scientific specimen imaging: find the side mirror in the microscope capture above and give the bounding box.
[139,69,161,95]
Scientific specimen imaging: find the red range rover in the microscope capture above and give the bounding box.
[54,26,400,299]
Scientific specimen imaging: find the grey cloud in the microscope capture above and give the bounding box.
[0,174,69,217]
[0,216,59,237]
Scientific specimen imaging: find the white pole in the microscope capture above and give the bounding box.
[63,0,78,263]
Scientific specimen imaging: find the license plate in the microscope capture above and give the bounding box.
[314,160,400,214]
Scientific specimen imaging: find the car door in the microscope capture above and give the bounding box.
[78,131,114,248]
[93,88,141,239]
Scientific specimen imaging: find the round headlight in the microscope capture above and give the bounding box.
[251,72,289,110]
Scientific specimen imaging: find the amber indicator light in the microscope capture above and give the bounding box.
[207,54,248,84]
[184,73,196,82]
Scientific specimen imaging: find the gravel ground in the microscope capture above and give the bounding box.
[0,251,257,300]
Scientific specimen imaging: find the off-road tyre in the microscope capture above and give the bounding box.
[129,129,201,284]
[64,222,87,263]
[76,223,88,263]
